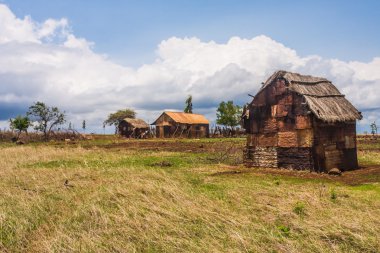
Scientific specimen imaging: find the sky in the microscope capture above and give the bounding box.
[0,0,380,133]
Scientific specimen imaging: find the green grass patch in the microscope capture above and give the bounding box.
[185,175,227,200]
[293,201,306,216]
[25,151,212,171]
[351,184,380,193]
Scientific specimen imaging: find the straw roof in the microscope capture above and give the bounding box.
[152,112,209,125]
[121,118,149,129]
[259,71,362,123]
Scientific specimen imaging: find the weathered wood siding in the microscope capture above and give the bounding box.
[154,113,209,138]
[278,147,313,170]
[313,121,358,171]
[118,121,148,138]
[244,76,359,172]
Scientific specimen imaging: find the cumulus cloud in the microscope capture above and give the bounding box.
[0,4,379,132]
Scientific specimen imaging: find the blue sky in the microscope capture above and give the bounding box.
[4,0,380,65]
[0,0,379,133]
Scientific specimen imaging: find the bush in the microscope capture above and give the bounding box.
[293,201,306,216]
[330,189,338,201]
[0,129,84,143]
[277,224,291,237]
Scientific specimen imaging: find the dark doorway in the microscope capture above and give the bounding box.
[164,126,171,138]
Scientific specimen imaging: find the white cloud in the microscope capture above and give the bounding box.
[0,4,379,132]
[0,5,35,43]
[37,18,68,40]
[0,4,69,44]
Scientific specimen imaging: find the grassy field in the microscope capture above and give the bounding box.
[1,137,380,252]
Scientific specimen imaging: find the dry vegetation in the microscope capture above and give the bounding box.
[0,137,380,252]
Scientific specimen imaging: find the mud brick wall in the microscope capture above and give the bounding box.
[263,117,278,133]
[278,131,298,147]
[258,133,278,147]
[244,74,359,172]
[245,79,316,170]
[277,118,294,132]
[278,93,293,105]
[245,146,278,168]
[295,115,311,129]
[278,147,313,170]
[297,129,313,147]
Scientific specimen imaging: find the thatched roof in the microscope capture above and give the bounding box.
[259,70,362,123]
[121,118,149,129]
[152,112,209,125]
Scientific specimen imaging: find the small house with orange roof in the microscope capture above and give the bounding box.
[152,111,209,138]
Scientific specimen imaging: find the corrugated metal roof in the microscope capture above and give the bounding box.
[152,111,209,125]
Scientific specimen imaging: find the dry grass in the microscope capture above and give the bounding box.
[358,150,380,166]
[0,141,380,252]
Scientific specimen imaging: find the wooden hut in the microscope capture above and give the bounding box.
[118,118,149,138]
[152,111,209,138]
[242,70,362,172]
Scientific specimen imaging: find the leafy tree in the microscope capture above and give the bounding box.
[27,101,66,141]
[104,108,136,132]
[9,115,31,138]
[82,120,86,134]
[216,101,242,128]
[184,95,193,113]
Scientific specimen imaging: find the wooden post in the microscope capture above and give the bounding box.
[172,124,179,138]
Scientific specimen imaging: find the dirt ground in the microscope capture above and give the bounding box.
[210,165,380,186]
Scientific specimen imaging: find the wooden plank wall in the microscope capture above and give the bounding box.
[313,121,358,171]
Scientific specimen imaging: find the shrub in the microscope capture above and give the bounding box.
[330,188,338,201]
[277,224,291,237]
[293,201,306,216]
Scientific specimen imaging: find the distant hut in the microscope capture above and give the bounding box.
[152,111,209,138]
[118,118,149,138]
[242,70,362,172]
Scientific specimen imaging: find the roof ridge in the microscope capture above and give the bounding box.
[299,94,344,97]
[152,111,209,125]
[290,80,331,85]
[165,111,204,115]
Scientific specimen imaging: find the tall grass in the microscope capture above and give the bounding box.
[0,143,379,252]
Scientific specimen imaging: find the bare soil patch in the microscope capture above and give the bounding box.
[211,165,380,185]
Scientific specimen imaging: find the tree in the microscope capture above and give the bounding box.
[27,101,66,141]
[82,120,86,134]
[104,108,136,133]
[216,101,242,128]
[184,95,193,113]
[9,115,31,138]
[370,121,378,136]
